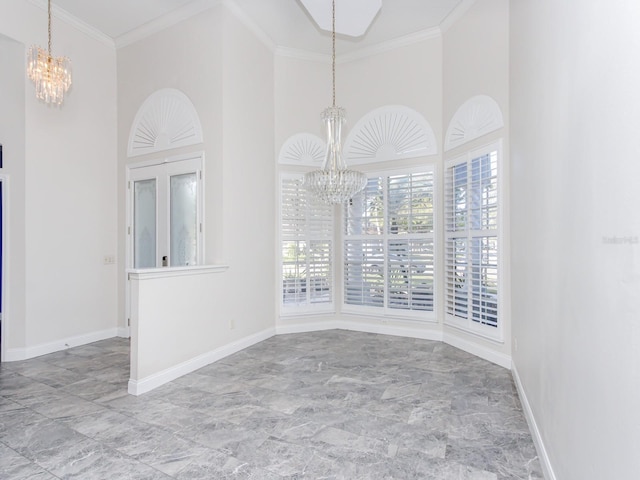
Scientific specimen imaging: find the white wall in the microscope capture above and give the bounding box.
[0,33,26,355]
[127,266,276,395]
[442,0,510,361]
[117,4,276,346]
[510,1,640,478]
[0,0,118,359]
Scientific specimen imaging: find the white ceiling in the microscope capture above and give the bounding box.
[43,0,466,54]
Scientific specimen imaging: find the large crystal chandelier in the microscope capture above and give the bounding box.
[27,0,72,105]
[304,0,367,205]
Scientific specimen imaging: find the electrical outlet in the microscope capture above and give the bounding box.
[229,319,236,330]
[103,255,116,265]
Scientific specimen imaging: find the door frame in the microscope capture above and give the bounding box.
[0,174,8,362]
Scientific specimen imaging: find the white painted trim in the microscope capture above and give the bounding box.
[337,28,441,64]
[512,364,557,480]
[221,0,276,52]
[275,29,442,65]
[439,0,478,33]
[128,151,207,170]
[0,175,8,363]
[443,331,511,369]
[128,327,276,395]
[117,327,130,338]
[278,319,508,369]
[115,0,221,48]
[276,320,343,335]
[25,0,464,57]
[444,140,505,343]
[27,0,115,48]
[340,320,443,342]
[4,328,119,362]
[128,264,229,281]
[274,47,329,64]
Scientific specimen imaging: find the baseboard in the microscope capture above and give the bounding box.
[339,319,443,341]
[276,319,507,368]
[443,331,511,369]
[512,363,556,480]
[128,327,276,396]
[275,320,342,335]
[4,328,119,362]
[117,326,130,338]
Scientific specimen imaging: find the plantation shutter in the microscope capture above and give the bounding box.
[344,169,435,317]
[281,175,333,309]
[344,177,384,308]
[445,147,499,333]
[387,171,435,312]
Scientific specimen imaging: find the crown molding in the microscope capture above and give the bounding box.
[275,28,441,64]
[439,0,478,33]
[114,0,276,51]
[28,0,466,56]
[27,0,114,48]
[115,0,220,48]
[274,46,330,63]
[337,28,441,63]
[222,0,276,52]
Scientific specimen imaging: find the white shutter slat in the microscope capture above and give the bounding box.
[346,177,384,236]
[344,168,435,316]
[445,147,499,332]
[344,239,385,307]
[309,240,332,304]
[388,171,434,235]
[281,176,333,308]
[445,237,468,318]
[388,238,434,311]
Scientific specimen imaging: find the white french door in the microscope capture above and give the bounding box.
[128,155,203,269]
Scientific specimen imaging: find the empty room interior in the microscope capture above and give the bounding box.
[0,0,639,479]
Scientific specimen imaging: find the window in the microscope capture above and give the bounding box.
[128,155,203,269]
[445,143,501,338]
[280,174,333,312]
[344,168,435,319]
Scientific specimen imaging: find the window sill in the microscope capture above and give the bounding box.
[128,264,229,280]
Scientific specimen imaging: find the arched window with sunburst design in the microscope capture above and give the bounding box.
[127,89,203,158]
[343,105,437,165]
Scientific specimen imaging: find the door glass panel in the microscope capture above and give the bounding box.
[170,173,197,266]
[134,179,157,268]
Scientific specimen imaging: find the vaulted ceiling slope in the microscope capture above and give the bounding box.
[29,0,473,54]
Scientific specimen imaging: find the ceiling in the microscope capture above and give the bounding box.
[42,0,466,54]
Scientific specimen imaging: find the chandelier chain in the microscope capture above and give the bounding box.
[303,0,367,204]
[332,0,336,107]
[47,0,52,56]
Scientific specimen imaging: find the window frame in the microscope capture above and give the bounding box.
[341,165,437,322]
[444,140,504,341]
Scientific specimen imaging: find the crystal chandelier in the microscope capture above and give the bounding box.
[304,0,367,205]
[27,0,72,105]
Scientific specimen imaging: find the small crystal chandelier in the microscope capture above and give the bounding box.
[304,0,367,205]
[27,0,72,105]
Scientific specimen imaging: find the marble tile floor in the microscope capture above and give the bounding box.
[0,330,543,479]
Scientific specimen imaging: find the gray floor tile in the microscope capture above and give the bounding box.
[0,331,542,478]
